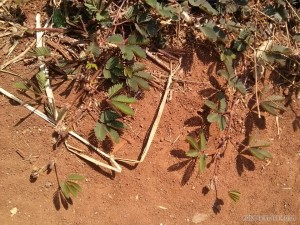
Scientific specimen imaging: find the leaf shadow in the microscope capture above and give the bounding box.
[184,116,203,127]
[53,189,73,210]
[212,198,224,214]
[236,154,255,176]
[168,149,196,186]
[292,116,300,131]
[181,159,196,186]
[168,159,190,172]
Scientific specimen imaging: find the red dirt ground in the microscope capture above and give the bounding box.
[0,2,299,225]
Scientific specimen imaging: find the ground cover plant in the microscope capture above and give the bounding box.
[0,0,299,213]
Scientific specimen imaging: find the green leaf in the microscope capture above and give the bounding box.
[125,5,137,19]
[127,78,139,91]
[260,101,284,116]
[228,190,240,202]
[111,95,137,103]
[199,25,218,42]
[264,95,285,102]
[108,84,123,98]
[67,174,84,181]
[127,35,150,45]
[107,34,123,45]
[205,100,218,111]
[110,101,135,116]
[120,45,134,60]
[292,35,300,43]
[94,122,107,141]
[144,0,157,8]
[156,3,178,20]
[249,148,272,160]
[186,136,200,151]
[13,81,29,91]
[200,23,227,43]
[132,63,146,72]
[35,47,51,57]
[199,132,206,151]
[106,120,126,130]
[219,95,227,113]
[87,42,101,57]
[130,45,146,58]
[233,79,247,95]
[135,71,153,80]
[270,45,292,55]
[105,57,119,70]
[218,70,230,80]
[100,110,120,123]
[198,0,219,15]
[103,69,112,78]
[218,115,227,131]
[66,181,82,192]
[96,11,110,22]
[249,139,271,148]
[60,181,70,198]
[199,154,206,173]
[106,127,120,142]
[188,0,201,6]
[36,71,46,92]
[65,182,79,197]
[186,149,199,157]
[207,113,220,123]
[53,8,65,28]
[134,77,150,90]
[124,66,133,77]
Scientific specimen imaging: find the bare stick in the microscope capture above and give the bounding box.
[253,48,261,118]
[146,49,170,71]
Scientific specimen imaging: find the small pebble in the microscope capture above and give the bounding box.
[45,181,53,188]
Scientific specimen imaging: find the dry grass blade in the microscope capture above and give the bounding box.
[65,142,122,172]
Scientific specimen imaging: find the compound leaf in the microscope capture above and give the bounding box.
[228,190,241,202]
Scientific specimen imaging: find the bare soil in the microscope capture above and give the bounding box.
[0,2,299,225]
